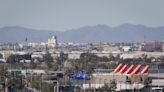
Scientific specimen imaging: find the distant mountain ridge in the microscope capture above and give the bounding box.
[0,24,164,43]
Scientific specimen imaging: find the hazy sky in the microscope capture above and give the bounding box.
[0,0,164,31]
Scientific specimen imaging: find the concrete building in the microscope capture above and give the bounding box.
[122,46,132,52]
[67,51,81,59]
[48,36,58,48]
[8,69,46,76]
[120,51,164,59]
[143,42,162,52]
[0,58,6,63]
[91,73,127,84]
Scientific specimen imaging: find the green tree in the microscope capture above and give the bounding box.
[97,80,117,92]
[7,54,17,63]
[30,61,37,69]
[59,52,68,62]
[144,77,152,86]
[7,76,23,92]
[109,54,115,61]
[31,81,54,92]
[43,52,53,69]
[47,61,53,69]
[56,52,68,69]
[97,84,111,92]
[0,53,3,58]
[109,80,117,91]
[43,52,53,62]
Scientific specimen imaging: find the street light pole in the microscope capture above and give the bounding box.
[83,53,88,92]
[54,81,59,92]
[57,81,59,92]
[4,53,7,92]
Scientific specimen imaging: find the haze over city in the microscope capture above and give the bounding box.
[0,0,164,31]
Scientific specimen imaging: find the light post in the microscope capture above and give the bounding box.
[40,74,43,92]
[54,80,59,92]
[157,62,160,88]
[83,54,87,92]
[4,53,7,92]
[119,81,121,91]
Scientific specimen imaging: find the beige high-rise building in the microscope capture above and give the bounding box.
[48,36,57,48]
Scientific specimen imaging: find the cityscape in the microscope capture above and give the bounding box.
[0,0,164,92]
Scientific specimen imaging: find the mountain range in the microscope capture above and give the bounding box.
[0,24,164,43]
